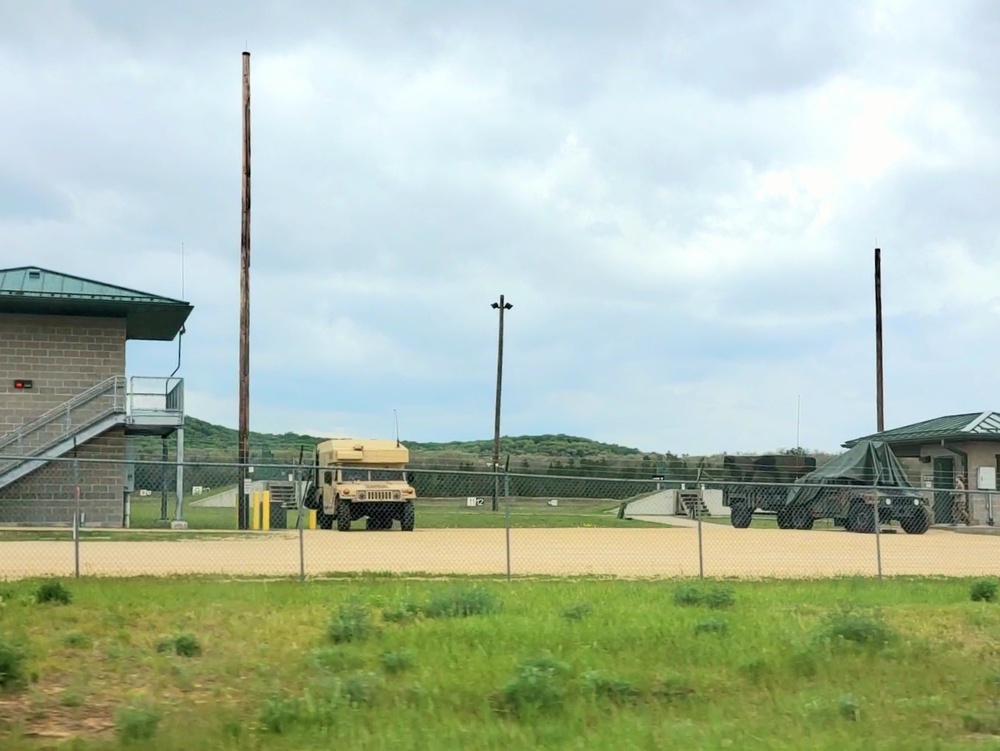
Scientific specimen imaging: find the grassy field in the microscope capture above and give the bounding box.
[0,498,659,542]
[2,575,1000,749]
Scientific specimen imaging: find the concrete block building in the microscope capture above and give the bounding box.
[0,266,192,527]
[843,412,1000,525]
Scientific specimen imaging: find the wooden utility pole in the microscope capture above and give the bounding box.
[491,295,512,512]
[238,50,252,529]
[875,246,884,433]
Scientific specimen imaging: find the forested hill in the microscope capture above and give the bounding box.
[132,416,839,479]
[139,417,645,462]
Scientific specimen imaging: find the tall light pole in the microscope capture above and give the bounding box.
[491,295,512,512]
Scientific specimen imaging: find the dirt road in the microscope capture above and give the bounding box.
[0,525,996,580]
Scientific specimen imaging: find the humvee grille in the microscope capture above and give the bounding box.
[366,490,394,501]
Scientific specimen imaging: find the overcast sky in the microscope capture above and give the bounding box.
[2,0,999,454]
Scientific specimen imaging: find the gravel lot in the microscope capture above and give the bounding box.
[0,524,996,580]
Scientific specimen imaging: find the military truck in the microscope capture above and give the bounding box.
[303,438,416,531]
[720,454,817,528]
[724,440,932,534]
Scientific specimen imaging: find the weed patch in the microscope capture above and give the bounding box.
[561,601,592,621]
[694,617,728,636]
[496,655,571,717]
[327,603,373,644]
[815,607,897,650]
[582,669,641,704]
[115,701,161,744]
[61,630,90,649]
[423,586,502,619]
[156,632,202,657]
[379,649,414,674]
[0,637,27,691]
[970,579,998,603]
[673,584,735,609]
[34,580,72,605]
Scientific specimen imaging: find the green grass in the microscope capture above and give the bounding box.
[0,498,660,541]
[1,575,999,749]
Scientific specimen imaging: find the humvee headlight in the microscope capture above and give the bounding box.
[393,491,401,500]
[914,499,920,505]
[884,498,891,505]
[357,491,367,500]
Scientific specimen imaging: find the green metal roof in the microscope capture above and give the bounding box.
[843,412,1000,448]
[0,266,192,341]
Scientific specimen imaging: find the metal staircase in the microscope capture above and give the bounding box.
[0,375,184,492]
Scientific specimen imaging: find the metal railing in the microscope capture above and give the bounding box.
[0,376,127,471]
[127,376,184,416]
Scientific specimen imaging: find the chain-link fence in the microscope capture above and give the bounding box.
[0,454,997,581]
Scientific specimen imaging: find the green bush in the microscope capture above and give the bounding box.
[497,656,571,717]
[35,580,72,605]
[673,585,735,610]
[816,607,896,649]
[327,604,373,644]
[114,702,161,743]
[970,579,999,603]
[379,650,414,674]
[423,586,502,619]
[0,638,27,691]
[694,618,728,636]
[582,669,640,704]
[156,633,202,657]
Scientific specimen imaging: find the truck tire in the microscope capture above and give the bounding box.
[899,506,931,535]
[776,508,794,529]
[400,501,415,532]
[317,510,335,530]
[791,506,814,530]
[849,502,875,533]
[730,502,752,528]
[337,500,352,532]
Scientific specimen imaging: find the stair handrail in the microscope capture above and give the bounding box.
[0,375,127,452]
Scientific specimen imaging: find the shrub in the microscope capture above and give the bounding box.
[35,580,72,605]
[114,702,160,743]
[342,671,382,706]
[379,650,414,674]
[327,604,373,644]
[582,670,641,704]
[156,633,202,657]
[561,602,592,621]
[382,601,421,624]
[423,586,501,619]
[0,638,27,691]
[816,607,896,650]
[497,656,571,716]
[970,579,999,603]
[838,694,861,721]
[673,585,735,610]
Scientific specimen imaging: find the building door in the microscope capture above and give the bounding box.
[932,456,955,524]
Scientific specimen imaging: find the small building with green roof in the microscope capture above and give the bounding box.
[843,412,1000,525]
[0,266,193,528]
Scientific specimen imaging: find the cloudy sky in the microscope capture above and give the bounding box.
[2,0,999,455]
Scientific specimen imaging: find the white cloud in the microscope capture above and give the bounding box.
[4,0,1000,454]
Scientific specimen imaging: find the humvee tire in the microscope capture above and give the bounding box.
[337,499,352,531]
[400,501,415,532]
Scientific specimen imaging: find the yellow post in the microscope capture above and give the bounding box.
[250,491,260,530]
[307,509,317,529]
[261,490,271,531]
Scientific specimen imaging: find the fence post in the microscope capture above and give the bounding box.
[504,470,511,581]
[696,495,704,579]
[297,487,306,583]
[73,439,81,579]
[873,492,883,580]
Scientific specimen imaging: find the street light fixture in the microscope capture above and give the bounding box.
[491,295,512,512]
